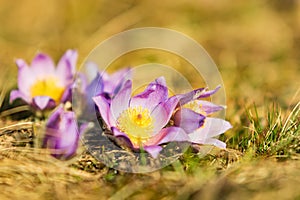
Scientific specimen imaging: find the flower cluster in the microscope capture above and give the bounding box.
[10,49,232,159]
[93,77,231,158]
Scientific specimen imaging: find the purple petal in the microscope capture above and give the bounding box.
[16,59,36,94]
[93,95,116,127]
[55,112,82,159]
[31,53,56,78]
[195,100,225,115]
[111,127,128,137]
[57,112,78,148]
[130,77,168,112]
[111,127,135,148]
[43,109,81,159]
[57,50,78,83]
[146,126,189,146]
[197,85,221,99]
[103,68,132,94]
[205,117,232,138]
[32,96,56,110]
[173,108,205,133]
[202,138,226,149]
[16,58,29,69]
[153,76,167,86]
[9,90,31,103]
[151,96,179,132]
[111,127,133,143]
[188,117,231,144]
[82,73,104,114]
[60,85,72,103]
[86,73,103,97]
[110,80,132,121]
[177,87,206,106]
[176,85,221,106]
[46,105,64,129]
[79,122,89,136]
[143,145,163,158]
[56,128,78,158]
[99,71,109,83]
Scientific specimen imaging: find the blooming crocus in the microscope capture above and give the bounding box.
[93,77,190,158]
[42,105,87,160]
[10,50,77,110]
[174,87,232,149]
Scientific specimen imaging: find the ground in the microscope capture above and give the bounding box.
[0,1,299,199]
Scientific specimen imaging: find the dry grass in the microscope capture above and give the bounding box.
[0,117,299,199]
[0,135,299,199]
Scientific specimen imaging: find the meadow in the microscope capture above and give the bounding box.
[0,1,299,199]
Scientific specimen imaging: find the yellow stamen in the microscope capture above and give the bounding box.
[30,78,65,103]
[117,106,154,147]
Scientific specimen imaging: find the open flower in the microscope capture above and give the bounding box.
[174,87,232,149]
[42,105,87,160]
[93,77,190,158]
[10,50,77,110]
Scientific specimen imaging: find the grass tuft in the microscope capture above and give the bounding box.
[229,101,300,159]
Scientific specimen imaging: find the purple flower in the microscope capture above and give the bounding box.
[84,62,132,98]
[42,105,87,160]
[78,64,132,119]
[101,67,132,96]
[93,77,190,158]
[10,50,77,110]
[174,87,232,149]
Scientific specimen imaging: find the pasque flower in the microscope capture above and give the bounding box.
[10,50,77,110]
[174,86,232,149]
[93,77,190,158]
[42,105,87,160]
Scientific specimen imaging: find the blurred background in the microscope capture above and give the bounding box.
[0,0,299,117]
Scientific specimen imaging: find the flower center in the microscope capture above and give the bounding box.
[117,106,154,147]
[30,78,65,103]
